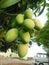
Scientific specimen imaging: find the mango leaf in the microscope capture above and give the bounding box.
[46,3,49,7]
[0,0,20,8]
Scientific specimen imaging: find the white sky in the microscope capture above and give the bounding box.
[37,8,47,26]
[46,0,49,3]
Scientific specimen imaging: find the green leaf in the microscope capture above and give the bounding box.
[46,3,49,7]
[38,0,46,16]
[0,0,20,8]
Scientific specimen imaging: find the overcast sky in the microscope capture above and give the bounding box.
[46,0,49,3]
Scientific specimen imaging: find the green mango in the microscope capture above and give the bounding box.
[19,30,30,43]
[24,9,33,19]
[24,19,35,29]
[18,43,28,58]
[16,14,24,24]
[5,28,18,42]
[22,32,30,43]
[32,18,42,30]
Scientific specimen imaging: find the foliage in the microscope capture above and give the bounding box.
[34,8,49,48]
[0,0,47,53]
[0,0,46,16]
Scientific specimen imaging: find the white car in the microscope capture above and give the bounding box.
[34,53,49,65]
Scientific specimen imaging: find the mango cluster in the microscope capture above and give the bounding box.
[5,9,42,58]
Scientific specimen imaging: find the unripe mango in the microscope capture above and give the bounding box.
[19,30,30,43]
[22,32,30,43]
[32,18,42,30]
[24,9,33,19]
[24,19,35,29]
[18,43,28,58]
[16,14,24,24]
[5,28,18,42]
